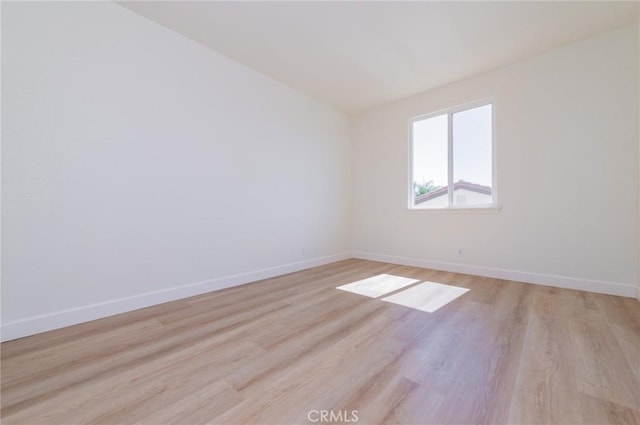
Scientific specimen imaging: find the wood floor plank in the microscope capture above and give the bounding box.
[570,317,640,410]
[580,393,640,425]
[142,378,243,425]
[507,292,584,425]
[2,337,261,424]
[1,318,167,386]
[609,323,640,385]
[1,300,289,414]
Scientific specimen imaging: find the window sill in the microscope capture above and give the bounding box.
[406,206,502,214]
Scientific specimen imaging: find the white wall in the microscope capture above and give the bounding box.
[352,24,639,297]
[1,2,351,340]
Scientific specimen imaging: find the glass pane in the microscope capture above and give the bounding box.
[452,104,492,206]
[412,114,448,208]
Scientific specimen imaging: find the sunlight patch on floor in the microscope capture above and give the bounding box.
[382,281,470,313]
[336,274,420,298]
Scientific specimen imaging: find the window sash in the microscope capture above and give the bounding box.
[409,99,496,210]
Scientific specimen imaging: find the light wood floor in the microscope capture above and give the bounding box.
[2,259,639,425]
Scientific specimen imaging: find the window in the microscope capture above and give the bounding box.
[409,101,495,209]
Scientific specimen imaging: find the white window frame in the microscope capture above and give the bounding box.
[407,98,499,212]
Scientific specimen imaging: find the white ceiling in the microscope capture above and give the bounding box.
[118,1,639,114]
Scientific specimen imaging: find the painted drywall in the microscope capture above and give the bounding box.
[352,24,639,296]
[1,1,351,339]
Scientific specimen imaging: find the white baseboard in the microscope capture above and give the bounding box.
[351,251,637,298]
[0,252,351,342]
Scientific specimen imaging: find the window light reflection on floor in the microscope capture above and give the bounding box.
[336,274,470,313]
[336,274,419,298]
[382,281,469,313]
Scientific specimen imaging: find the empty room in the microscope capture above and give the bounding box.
[1,1,639,424]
